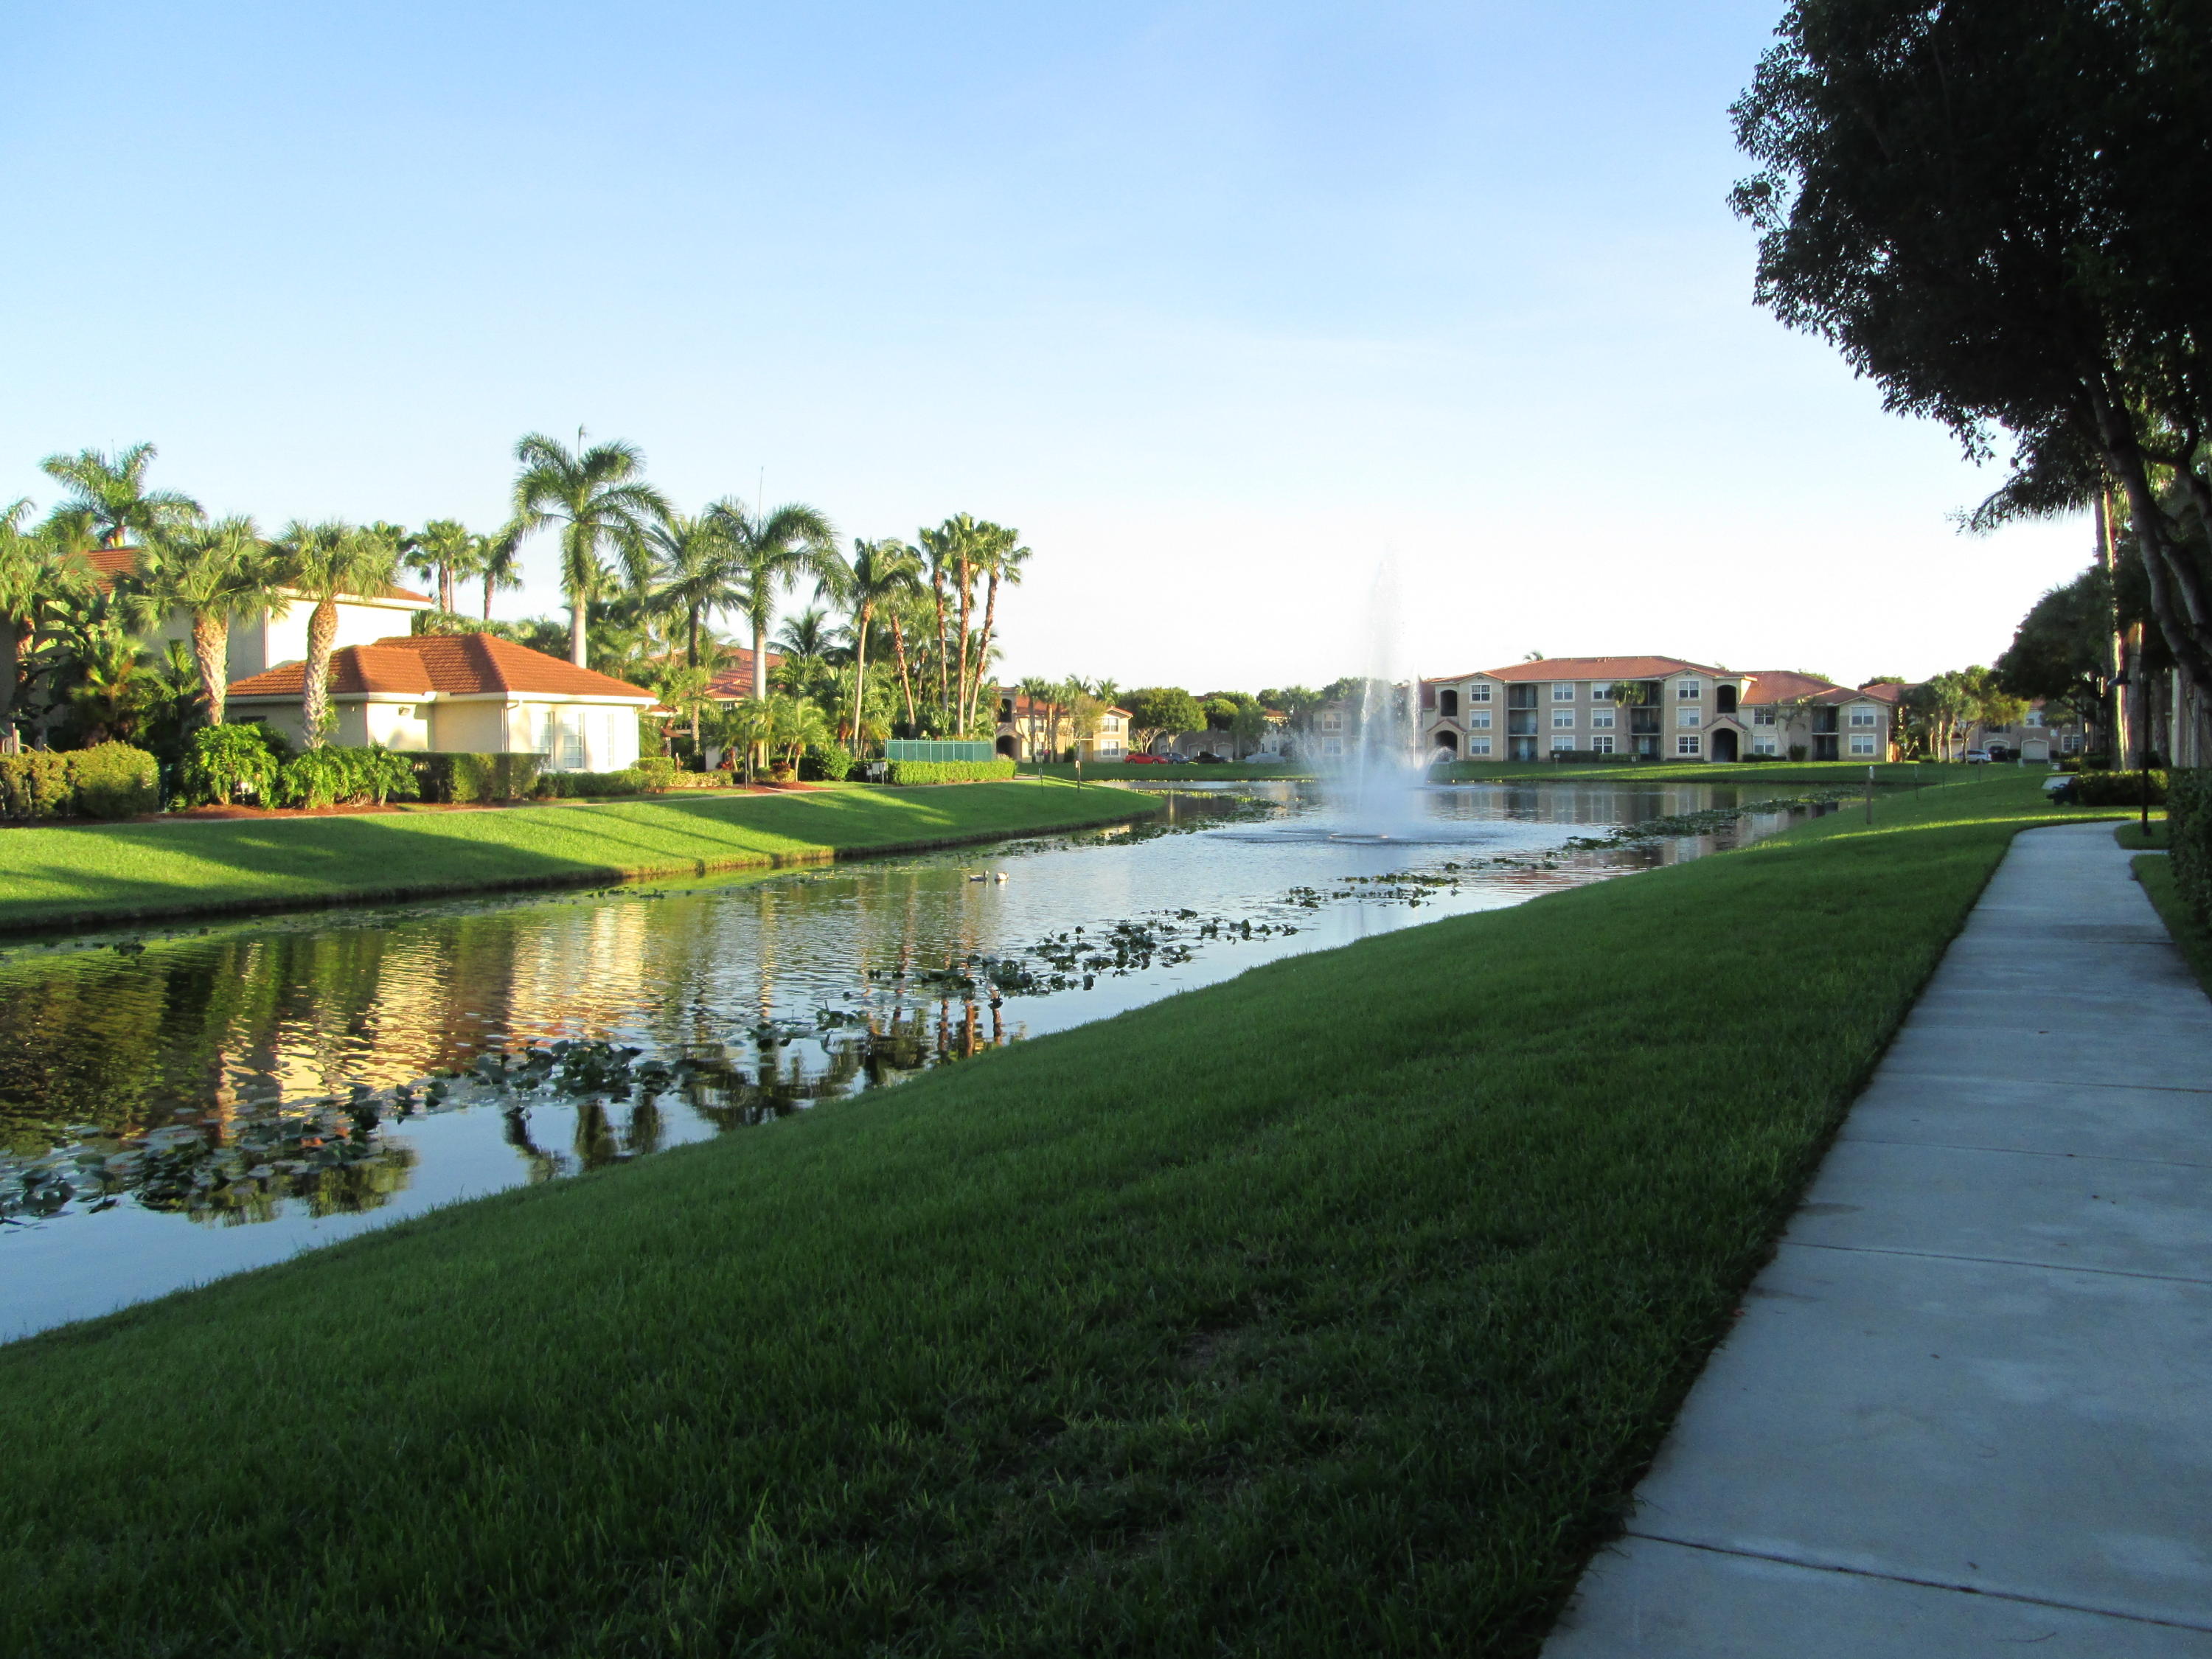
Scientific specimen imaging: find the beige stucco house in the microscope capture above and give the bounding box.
[226,634,656,771]
[992,689,1130,761]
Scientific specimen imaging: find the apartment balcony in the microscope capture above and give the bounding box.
[1506,685,1540,710]
[1629,709,1661,735]
[1506,712,1539,736]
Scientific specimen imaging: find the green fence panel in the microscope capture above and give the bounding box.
[885,740,998,763]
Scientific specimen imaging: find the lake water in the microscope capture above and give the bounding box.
[0,779,1835,1338]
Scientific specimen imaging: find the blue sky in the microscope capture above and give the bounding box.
[2,1,2088,689]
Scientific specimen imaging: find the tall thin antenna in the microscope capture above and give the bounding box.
[757,467,765,518]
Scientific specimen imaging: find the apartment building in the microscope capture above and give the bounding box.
[991,689,1131,761]
[1416,656,1905,762]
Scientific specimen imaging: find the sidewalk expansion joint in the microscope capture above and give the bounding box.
[1618,1531,2212,1635]
[1835,1133,2212,1170]
[1780,1239,2212,1287]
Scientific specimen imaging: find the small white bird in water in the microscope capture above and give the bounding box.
[993,872,1008,883]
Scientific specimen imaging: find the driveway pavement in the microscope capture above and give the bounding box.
[1545,822,2212,1656]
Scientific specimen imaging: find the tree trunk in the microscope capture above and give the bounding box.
[970,572,1000,732]
[0,619,26,746]
[930,568,950,727]
[439,566,453,614]
[688,607,702,669]
[302,599,339,748]
[192,613,229,726]
[754,617,769,702]
[2096,488,2130,762]
[890,616,917,730]
[571,604,588,668]
[850,602,871,756]
[954,554,973,730]
[483,572,495,621]
[2086,382,2212,703]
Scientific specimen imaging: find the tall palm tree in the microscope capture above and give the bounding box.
[0,501,94,748]
[510,433,669,667]
[39,443,200,550]
[472,526,524,620]
[274,521,403,746]
[411,520,470,614]
[843,538,922,756]
[965,524,1030,729]
[773,607,835,660]
[703,499,842,700]
[644,509,743,667]
[1018,674,1056,762]
[126,516,276,726]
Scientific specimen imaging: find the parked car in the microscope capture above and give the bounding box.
[1124,753,1166,765]
[1964,749,1991,763]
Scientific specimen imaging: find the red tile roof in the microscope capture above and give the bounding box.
[704,647,783,701]
[1431,655,1727,684]
[81,545,433,604]
[226,635,655,700]
[1736,670,1844,705]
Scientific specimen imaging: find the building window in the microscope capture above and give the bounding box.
[1438,688,1460,717]
[1848,707,1879,728]
[1551,734,1576,751]
[1322,714,1341,731]
[1592,682,1615,702]
[1753,736,1778,755]
[1469,682,1492,702]
[1848,734,1878,756]
[1676,680,1702,700]
[1677,709,1700,728]
[1469,711,1492,730]
[1752,707,1776,726]
[1323,738,1343,756]
[2063,733,2083,752]
[534,710,556,757]
[2025,709,2046,727]
[1553,683,1575,701]
[1677,735,1701,756]
[1468,738,1492,756]
[1590,736,1615,754]
[1552,711,1575,729]
[1590,709,1615,730]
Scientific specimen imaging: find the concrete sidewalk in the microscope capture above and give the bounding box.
[1545,822,2212,1657]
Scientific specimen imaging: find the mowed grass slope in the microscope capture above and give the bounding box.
[0,781,1155,932]
[0,774,2101,1656]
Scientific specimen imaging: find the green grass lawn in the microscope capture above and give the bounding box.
[2112,815,2168,850]
[0,772,2124,1656]
[2134,851,2212,1001]
[0,781,1158,934]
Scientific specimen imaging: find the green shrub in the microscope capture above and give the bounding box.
[66,743,160,818]
[535,769,647,799]
[2168,770,2211,932]
[276,746,420,809]
[883,759,1018,785]
[180,725,282,807]
[633,756,681,791]
[800,744,853,782]
[2056,768,2167,807]
[415,753,544,804]
[0,751,72,818]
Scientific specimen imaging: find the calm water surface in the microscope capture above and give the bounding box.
[0,779,1830,1338]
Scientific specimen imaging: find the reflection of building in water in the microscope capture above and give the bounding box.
[498,900,655,1043]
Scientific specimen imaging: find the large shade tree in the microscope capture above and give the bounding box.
[511,434,669,667]
[1731,0,2212,706]
[126,516,279,726]
[39,443,200,551]
[703,500,841,700]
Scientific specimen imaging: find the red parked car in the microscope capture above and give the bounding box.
[1124,752,1168,764]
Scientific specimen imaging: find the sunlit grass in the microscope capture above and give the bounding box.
[0,773,2121,1655]
[0,781,1158,933]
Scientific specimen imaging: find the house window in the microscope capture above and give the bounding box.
[1848,707,1879,728]
[1323,738,1343,756]
[1322,714,1341,731]
[534,710,556,757]
[2025,709,2046,727]
[1592,682,1615,702]
[1590,736,1615,754]
[1551,734,1576,751]
[1753,736,1778,755]
[1752,707,1776,726]
[2063,733,2083,752]
[1676,680,1702,700]
[1553,683,1575,701]
[1848,734,1878,756]
[1677,709,1700,728]
[1590,709,1615,730]
[1552,711,1575,729]
[1469,683,1492,702]
[1469,711,1492,729]
[1677,735,1701,756]
[1468,739,1492,756]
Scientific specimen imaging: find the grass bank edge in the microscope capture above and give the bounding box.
[2133,852,2212,1001]
[0,773,2118,1656]
[0,781,1162,937]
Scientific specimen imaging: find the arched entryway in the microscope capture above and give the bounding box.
[1433,728,1459,754]
[1711,728,1740,762]
[995,734,1018,757]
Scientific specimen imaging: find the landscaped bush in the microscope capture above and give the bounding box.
[66,743,161,818]
[534,768,647,799]
[884,759,1018,785]
[180,724,284,807]
[2168,769,2211,931]
[800,744,853,782]
[276,746,420,809]
[632,756,681,791]
[414,753,544,804]
[2055,768,2167,807]
[0,751,72,818]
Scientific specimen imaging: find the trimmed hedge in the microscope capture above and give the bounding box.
[2056,768,2167,806]
[0,745,162,821]
[535,769,647,799]
[884,759,1018,785]
[414,753,545,804]
[2170,769,2211,932]
[801,744,854,782]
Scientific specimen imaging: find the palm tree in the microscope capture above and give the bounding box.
[842,538,922,757]
[644,509,743,668]
[411,520,470,614]
[510,433,669,667]
[703,499,842,700]
[962,522,1029,728]
[0,502,94,749]
[274,521,403,746]
[125,517,277,726]
[773,607,835,660]
[1018,674,1056,762]
[39,443,200,550]
[470,526,524,620]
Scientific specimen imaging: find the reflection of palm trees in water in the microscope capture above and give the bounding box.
[502,1107,565,1184]
[573,1099,623,1170]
